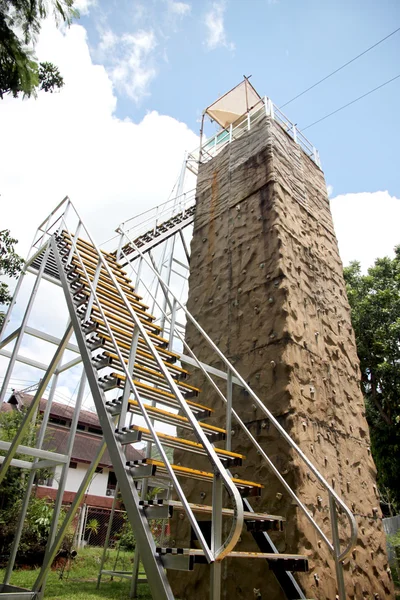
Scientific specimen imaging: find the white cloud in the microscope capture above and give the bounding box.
[331,191,400,271]
[327,184,334,197]
[0,20,198,260]
[97,28,157,102]
[73,0,97,16]
[168,1,191,16]
[204,1,234,51]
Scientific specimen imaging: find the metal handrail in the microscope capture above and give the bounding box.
[39,198,244,563]
[191,96,321,168]
[118,226,358,588]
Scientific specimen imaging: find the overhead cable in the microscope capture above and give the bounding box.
[302,73,400,131]
[280,26,400,109]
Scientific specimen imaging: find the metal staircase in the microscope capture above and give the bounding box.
[0,198,357,600]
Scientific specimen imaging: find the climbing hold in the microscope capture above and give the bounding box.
[270,360,276,368]
[276,492,283,500]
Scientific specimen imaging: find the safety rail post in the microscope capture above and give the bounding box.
[97,483,120,589]
[85,258,102,321]
[229,123,233,143]
[247,112,251,131]
[210,473,223,599]
[168,299,178,351]
[226,369,233,452]
[118,327,140,430]
[293,124,298,143]
[329,493,347,600]
[66,221,82,267]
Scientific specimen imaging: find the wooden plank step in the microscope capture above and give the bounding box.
[71,282,150,316]
[61,242,133,284]
[127,425,244,463]
[88,332,187,374]
[102,351,200,395]
[60,232,119,263]
[108,372,196,403]
[127,400,223,436]
[89,314,169,348]
[165,500,284,524]
[126,459,263,495]
[84,320,177,362]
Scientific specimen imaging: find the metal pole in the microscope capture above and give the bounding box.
[118,328,140,429]
[0,323,73,484]
[226,369,232,452]
[168,299,177,351]
[329,493,347,600]
[0,244,52,405]
[39,372,87,596]
[3,364,66,583]
[96,483,120,588]
[0,271,25,343]
[210,474,222,600]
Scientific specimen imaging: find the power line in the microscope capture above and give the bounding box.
[280,26,400,109]
[301,73,400,131]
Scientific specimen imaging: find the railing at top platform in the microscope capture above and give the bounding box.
[187,96,321,174]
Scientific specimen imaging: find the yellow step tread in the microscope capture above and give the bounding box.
[144,459,264,489]
[130,425,244,459]
[62,232,118,262]
[91,318,176,358]
[113,374,206,410]
[93,306,159,333]
[127,394,212,414]
[104,352,200,393]
[95,333,187,374]
[70,243,132,282]
[75,283,150,313]
[94,313,168,346]
[128,400,223,433]
[71,259,135,292]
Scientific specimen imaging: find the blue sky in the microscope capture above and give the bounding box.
[78,0,400,198]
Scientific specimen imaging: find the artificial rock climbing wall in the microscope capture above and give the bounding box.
[170,113,394,600]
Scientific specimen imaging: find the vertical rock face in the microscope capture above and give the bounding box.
[170,114,394,599]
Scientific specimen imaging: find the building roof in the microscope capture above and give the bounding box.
[2,392,143,466]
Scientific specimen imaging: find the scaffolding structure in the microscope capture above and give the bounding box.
[0,95,358,600]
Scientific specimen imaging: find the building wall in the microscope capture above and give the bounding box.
[39,464,111,497]
[170,114,394,599]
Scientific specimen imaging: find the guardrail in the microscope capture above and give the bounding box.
[188,96,321,170]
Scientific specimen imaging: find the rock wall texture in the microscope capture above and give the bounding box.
[170,114,394,599]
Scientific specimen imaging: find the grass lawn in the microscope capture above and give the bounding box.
[0,547,153,600]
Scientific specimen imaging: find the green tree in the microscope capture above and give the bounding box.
[0,0,78,99]
[0,229,24,327]
[344,247,400,512]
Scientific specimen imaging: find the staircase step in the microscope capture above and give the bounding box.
[77,292,158,328]
[141,499,285,527]
[126,459,263,496]
[60,243,133,285]
[83,321,176,363]
[69,272,150,313]
[102,379,212,414]
[100,351,200,395]
[67,261,140,301]
[86,314,169,348]
[88,332,186,374]
[126,400,224,438]
[106,370,198,399]
[123,425,244,464]
[156,547,309,572]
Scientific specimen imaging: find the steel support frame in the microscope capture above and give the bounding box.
[0,244,52,405]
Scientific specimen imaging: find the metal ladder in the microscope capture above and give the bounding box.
[0,198,357,600]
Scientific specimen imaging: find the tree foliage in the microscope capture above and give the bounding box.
[344,246,400,511]
[0,0,77,99]
[0,230,24,327]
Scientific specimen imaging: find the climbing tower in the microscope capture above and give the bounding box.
[170,80,394,599]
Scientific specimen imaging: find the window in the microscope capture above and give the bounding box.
[88,426,102,435]
[95,467,103,473]
[69,461,78,469]
[77,423,85,431]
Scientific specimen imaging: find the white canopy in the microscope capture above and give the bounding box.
[205,79,262,129]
